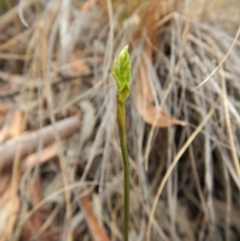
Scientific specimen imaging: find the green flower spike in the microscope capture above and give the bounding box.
[112,45,132,241]
[112,45,131,104]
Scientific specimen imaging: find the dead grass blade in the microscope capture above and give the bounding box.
[146,105,216,241]
[193,24,240,90]
[2,108,22,240]
[219,55,240,178]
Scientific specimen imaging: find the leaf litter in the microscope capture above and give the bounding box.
[0,0,240,240]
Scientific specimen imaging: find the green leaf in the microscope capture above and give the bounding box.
[112,45,131,104]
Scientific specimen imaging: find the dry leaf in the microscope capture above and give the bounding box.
[0,109,22,143]
[0,111,22,240]
[0,182,10,209]
[69,52,91,76]
[0,202,11,239]
[139,105,187,127]
[81,0,99,13]
[21,176,59,241]
[8,109,22,138]
[0,111,13,143]
[92,194,103,227]
[82,194,110,241]
[3,181,20,240]
[0,122,9,143]
[0,174,10,197]
[0,104,9,122]
[0,145,56,240]
[135,44,187,127]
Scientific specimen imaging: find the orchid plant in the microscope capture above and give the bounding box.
[112,45,131,241]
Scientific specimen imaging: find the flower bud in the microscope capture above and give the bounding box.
[112,45,131,104]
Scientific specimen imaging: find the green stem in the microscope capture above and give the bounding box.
[117,93,130,241]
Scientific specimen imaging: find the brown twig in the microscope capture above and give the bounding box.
[0,115,82,169]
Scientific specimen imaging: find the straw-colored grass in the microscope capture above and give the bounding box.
[0,1,240,240]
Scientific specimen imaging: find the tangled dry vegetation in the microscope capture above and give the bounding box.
[0,0,240,240]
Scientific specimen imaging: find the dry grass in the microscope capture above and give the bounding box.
[0,0,240,240]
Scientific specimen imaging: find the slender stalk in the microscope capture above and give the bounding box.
[112,45,131,241]
[117,96,130,241]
